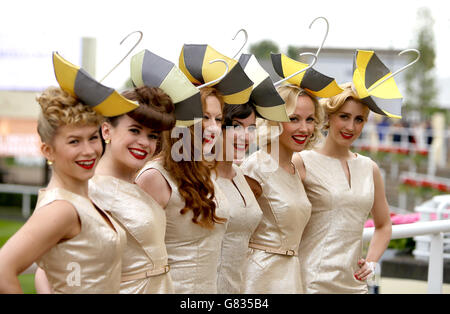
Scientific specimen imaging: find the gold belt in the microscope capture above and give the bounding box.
[121,265,170,282]
[249,242,298,256]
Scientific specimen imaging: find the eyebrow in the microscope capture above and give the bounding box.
[128,124,143,129]
[232,120,256,127]
[289,113,314,118]
[66,129,99,139]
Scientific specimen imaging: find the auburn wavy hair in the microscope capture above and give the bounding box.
[160,123,227,229]
[154,87,227,229]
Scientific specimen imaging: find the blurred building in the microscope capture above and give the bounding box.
[0,37,95,185]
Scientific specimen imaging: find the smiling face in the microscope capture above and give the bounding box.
[224,110,256,162]
[202,95,223,155]
[102,114,159,172]
[327,98,369,147]
[278,94,316,154]
[43,123,102,183]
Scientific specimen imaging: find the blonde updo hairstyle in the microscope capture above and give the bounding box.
[256,84,323,150]
[37,86,104,144]
[321,82,369,130]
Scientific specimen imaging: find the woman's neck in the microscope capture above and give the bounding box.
[95,150,137,183]
[319,135,354,160]
[267,143,294,174]
[46,172,89,198]
[216,160,235,180]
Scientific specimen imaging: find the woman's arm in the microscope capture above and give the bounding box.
[135,168,172,209]
[355,161,392,281]
[0,201,80,293]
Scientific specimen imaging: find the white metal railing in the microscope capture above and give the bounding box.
[363,219,450,293]
[0,183,42,218]
[413,195,450,261]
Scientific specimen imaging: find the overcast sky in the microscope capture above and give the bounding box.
[1,0,449,89]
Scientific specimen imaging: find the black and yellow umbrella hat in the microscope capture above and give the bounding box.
[271,52,343,98]
[130,49,202,127]
[52,52,139,117]
[179,44,254,105]
[352,49,420,119]
[238,53,289,122]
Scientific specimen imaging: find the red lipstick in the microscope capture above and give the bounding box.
[129,148,148,160]
[340,132,353,140]
[75,159,96,170]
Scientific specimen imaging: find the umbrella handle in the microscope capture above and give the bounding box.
[309,16,329,58]
[231,29,248,59]
[197,59,230,89]
[99,30,144,83]
[367,48,421,92]
[273,52,318,87]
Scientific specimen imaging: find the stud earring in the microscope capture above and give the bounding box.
[105,139,111,144]
[47,160,53,166]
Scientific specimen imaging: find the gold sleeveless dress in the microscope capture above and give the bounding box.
[215,164,263,293]
[89,175,173,294]
[298,150,375,294]
[35,188,126,293]
[136,160,229,294]
[240,150,311,293]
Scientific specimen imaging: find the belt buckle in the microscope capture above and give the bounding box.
[164,265,170,273]
[285,249,295,256]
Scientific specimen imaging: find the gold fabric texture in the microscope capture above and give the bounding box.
[215,164,263,293]
[136,160,229,294]
[89,175,173,294]
[240,150,311,293]
[35,188,126,293]
[298,150,374,294]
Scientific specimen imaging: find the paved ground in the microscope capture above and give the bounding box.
[379,277,450,294]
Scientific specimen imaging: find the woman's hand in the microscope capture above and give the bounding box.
[354,258,376,281]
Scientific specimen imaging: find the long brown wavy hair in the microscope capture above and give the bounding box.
[158,87,226,229]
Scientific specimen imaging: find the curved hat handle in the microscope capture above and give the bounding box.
[309,16,329,58]
[273,52,318,86]
[231,29,248,59]
[197,59,230,89]
[367,48,421,92]
[99,30,143,82]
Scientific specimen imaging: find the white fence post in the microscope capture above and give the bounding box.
[427,232,444,294]
[22,193,31,218]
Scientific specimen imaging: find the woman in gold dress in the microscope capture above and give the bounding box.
[35,86,177,294]
[294,83,392,293]
[0,87,126,293]
[240,84,322,293]
[135,87,229,294]
[88,86,176,294]
[215,101,263,294]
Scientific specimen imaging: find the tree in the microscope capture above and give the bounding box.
[249,40,279,60]
[404,7,438,119]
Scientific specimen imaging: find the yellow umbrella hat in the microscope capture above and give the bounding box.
[179,44,254,105]
[130,49,202,127]
[271,52,343,98]
[238,53,289,122]
[52,52,139,117]
[352,50,403,118]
